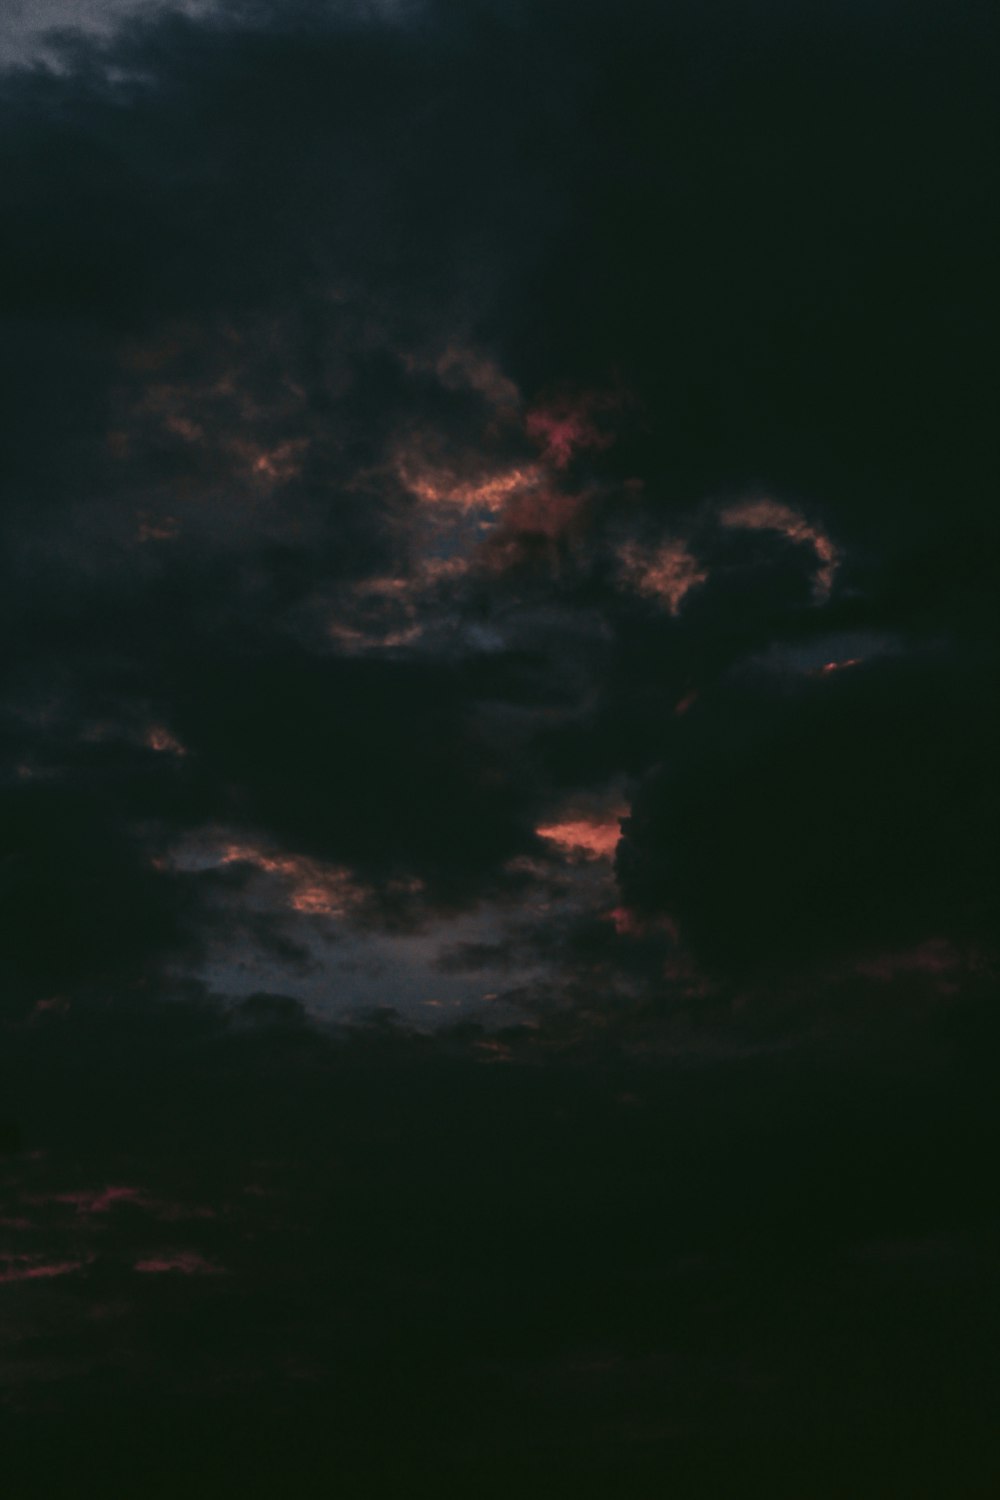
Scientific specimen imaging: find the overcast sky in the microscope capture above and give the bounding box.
[0,0,216,67]
[1,2,998,1495]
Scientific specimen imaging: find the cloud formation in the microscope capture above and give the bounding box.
[1,0,998,1493]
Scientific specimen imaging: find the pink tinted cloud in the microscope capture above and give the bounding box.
[25,1186,216,1222]
[32,995,70,1017]
[134,1252,224,1276]
[525,396,616,470]
[0,1255,92,1285]
[22,1185,149,1217]
[603,907,680,941]
[605,905,646,938]
[856,940,965,985]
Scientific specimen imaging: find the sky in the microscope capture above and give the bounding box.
[1,1,998,1495]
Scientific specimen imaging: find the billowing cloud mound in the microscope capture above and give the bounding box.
[618,657,999,978]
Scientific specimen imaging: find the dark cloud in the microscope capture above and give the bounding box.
[617,653,1000,979]
[0,780,200,1011]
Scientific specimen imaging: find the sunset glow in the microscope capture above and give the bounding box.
[536,811,625,860]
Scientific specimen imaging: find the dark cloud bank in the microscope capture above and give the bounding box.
[1,1,998,1495]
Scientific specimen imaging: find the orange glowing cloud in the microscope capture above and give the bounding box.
[327,619,423,653]
[136,513,180,543]
[231,436,308,484]
[145,725,187,756]
[818,657,862,675]
[158,413,308,486]
[389,380,623,588]
[720,498,838,601]
[617,539,708,614]
[399,458,543,512]
[218,842,364,916]
[536,810,625,860]
[325,571,449,653]
[120,322,313,501]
